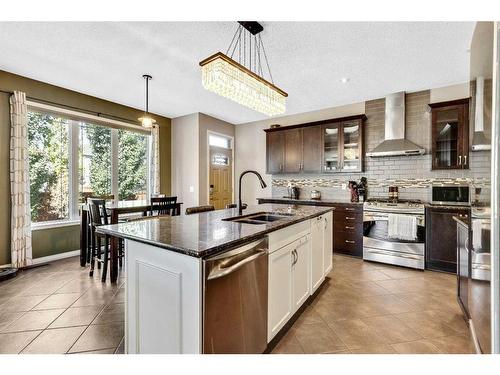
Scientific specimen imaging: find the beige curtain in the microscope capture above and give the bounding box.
[10,91,33,268]
[150,125,160,195]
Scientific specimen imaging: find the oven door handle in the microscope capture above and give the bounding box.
[364,249,422,260]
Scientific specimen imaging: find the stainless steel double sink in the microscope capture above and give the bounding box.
[223,211,293,225]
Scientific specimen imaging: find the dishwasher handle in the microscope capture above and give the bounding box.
[207,249,267,280]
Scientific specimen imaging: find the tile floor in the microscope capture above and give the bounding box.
[0,257,125,354]
[272,254,475,354]
[0,254,474,354]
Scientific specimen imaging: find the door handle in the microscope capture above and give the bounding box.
[346,216,356,220]
[207,250,267,280]
[345,240,355,244]
[464,155,467,165]
[291,249,298,266]
[345,207,356,211]
[345,226,354,230]
[459,155,462,165]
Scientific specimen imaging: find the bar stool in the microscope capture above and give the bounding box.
[150,196,178,216]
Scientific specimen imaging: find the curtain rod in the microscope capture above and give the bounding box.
[0,88,154,126]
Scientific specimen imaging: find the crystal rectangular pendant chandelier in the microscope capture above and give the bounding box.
[199,22,287,117]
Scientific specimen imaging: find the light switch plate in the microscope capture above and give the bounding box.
[189,186,195,193]
[341,183,347,190]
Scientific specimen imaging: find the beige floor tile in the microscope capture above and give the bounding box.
[327,319,388,350]
[271,332,304,354]
[350,344,398,354]
[69,322,124,353]
[0,330,41,354]
[362,315,422,344]
[2,309,64,333]
[71,289,117,308]
[54,279,93,294]
[393,311,462,339]
[49,305,103,328]
[429,334,475,354]
[0,311,24,331]
[92,303,125,324]
[71,348,116,354]
[379,267,425,280]
[21,326,87,354]
[293,321,347,354]
[32,293,81,310]
[0,295,49,313]
[391,339,442,354]
[363,294,417,314]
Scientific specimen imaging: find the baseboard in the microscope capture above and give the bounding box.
[0,249,80,268]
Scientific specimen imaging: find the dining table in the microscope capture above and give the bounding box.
[80,199,183,283]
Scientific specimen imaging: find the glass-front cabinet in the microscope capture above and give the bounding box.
[429,99,469,170]
[322,118,363,173]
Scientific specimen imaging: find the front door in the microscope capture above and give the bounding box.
[209,146,232,210]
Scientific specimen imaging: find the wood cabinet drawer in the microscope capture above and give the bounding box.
[334,212,362,226]
[333,230,362,257]
[334,221,362,233]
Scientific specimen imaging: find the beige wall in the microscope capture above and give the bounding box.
[234,102,366,205]
[430,82,470,103]
[198,113,235,205]
[171,113,200,209]
[171,112,235,209]
[0,70,171,265]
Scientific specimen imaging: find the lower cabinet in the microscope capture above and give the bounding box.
[425,205,470,273]
[268,213,332,342]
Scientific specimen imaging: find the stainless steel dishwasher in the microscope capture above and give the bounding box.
[203,237,268,354]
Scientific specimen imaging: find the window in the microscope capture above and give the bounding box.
[28,112,70,223]
[28,108,151,226]
[118,129,148,201]
[209,134,231,149]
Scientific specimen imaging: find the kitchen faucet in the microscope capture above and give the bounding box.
[238,170,267,215]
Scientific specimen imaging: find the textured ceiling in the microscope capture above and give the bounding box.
[0,22,475,124]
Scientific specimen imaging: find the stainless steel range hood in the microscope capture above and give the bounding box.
[471,76,492,151]
[366,92,425,157]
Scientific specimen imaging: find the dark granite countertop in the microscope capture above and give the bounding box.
[96,204,334,258]
[453,215,470,228]
[257,197,363,206]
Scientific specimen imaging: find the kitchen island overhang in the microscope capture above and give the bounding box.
[96,204,334,354]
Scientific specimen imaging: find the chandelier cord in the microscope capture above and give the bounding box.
[224,23,275,84]
[259,34,275,84]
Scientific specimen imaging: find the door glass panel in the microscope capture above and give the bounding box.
[323,123,339,171]
[434,109,459,168]
[342,121,361,171]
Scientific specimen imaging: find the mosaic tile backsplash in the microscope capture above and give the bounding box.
[271,91,491,203]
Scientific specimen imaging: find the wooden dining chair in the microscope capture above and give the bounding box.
[185,205,215,215]
[149,196,178,216]
[84,195,115,264]
[87,198,123,282]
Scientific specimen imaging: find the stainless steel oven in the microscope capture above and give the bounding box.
[363,201,426,269]
[431,184,470,206]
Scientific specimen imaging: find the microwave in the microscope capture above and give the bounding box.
[431,184,470,206]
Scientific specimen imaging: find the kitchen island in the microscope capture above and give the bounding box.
[97,204,334,354]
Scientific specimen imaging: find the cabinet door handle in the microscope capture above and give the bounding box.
[345,207,356,211]
[279,164,282,172]
[346,216,356,220]
[464,155,467,165]
[459,155,462,165]
[345,226,354,229]
[325,219,328,229]
[345,240,355,244]
[292,249,298,266]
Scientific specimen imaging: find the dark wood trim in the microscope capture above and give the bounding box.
[263,114,367,133]
[428,97,471,109]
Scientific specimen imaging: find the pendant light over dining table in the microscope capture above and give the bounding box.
[138,74,156,128]
[199,22,287,116]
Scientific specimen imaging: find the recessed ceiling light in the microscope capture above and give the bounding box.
[341,77,350,84]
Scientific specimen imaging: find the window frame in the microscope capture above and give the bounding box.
[27,101,152,229]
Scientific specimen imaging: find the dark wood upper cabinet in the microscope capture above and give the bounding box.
[266,131,284,174]
[283,128,303,173]
[429,98,470,170]
[425,205,470,273]
[265,114,366,175]
[302,126,322,173]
